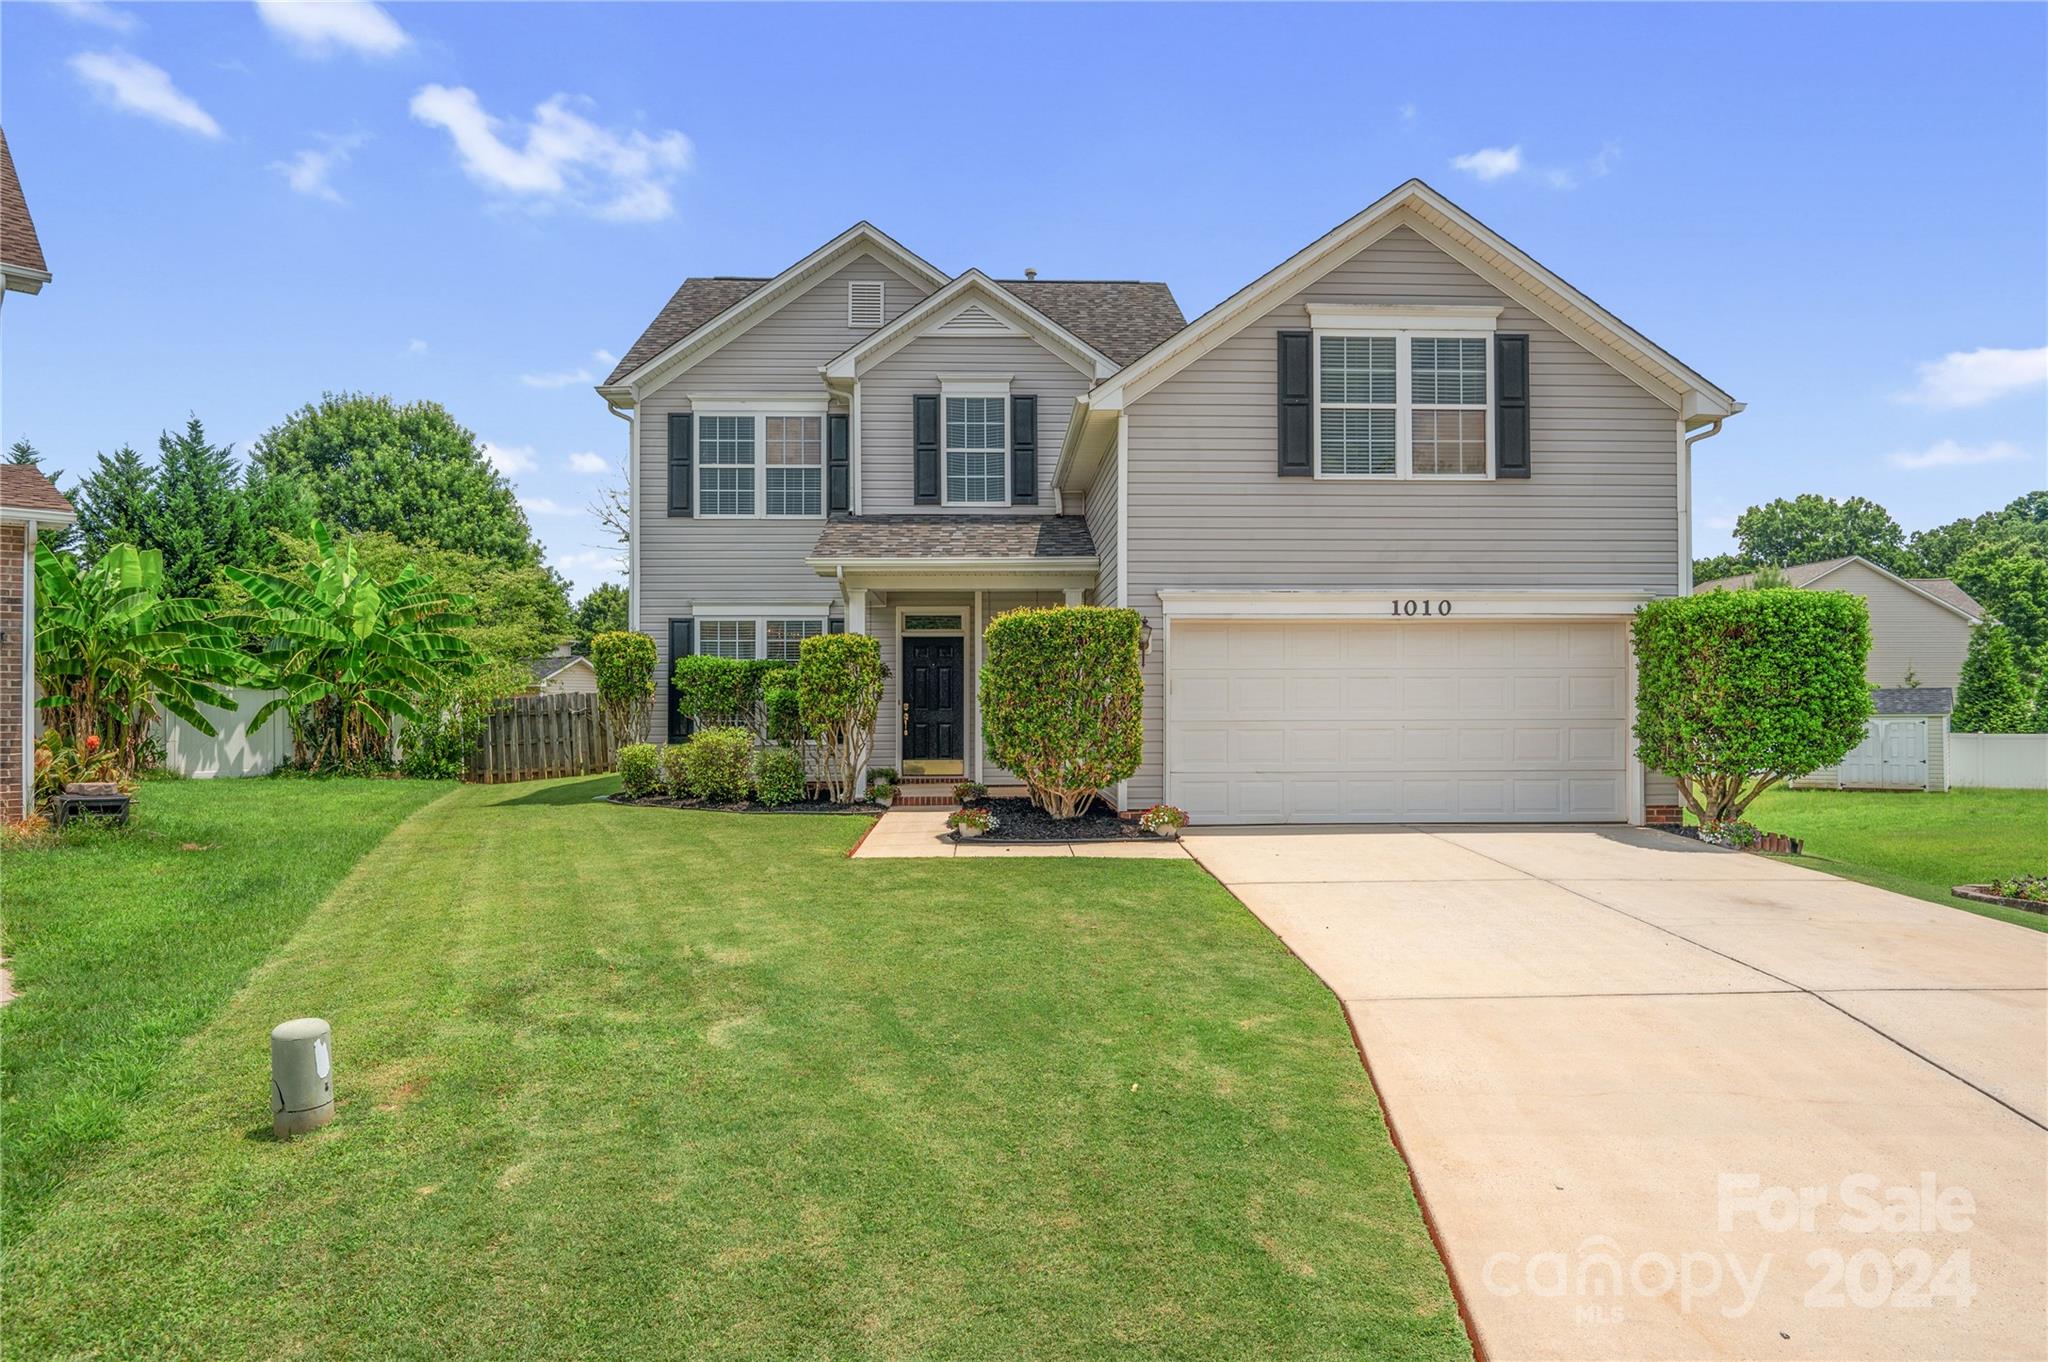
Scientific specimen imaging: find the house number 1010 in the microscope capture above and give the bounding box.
[1390,599,1453,617]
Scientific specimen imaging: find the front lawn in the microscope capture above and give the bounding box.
[1743,787,2048,932]
[4,777,1467,1361]
[0,776,451,1242]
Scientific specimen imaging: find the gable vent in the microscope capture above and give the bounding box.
[847,280,885,329]
[935,301,1018,337]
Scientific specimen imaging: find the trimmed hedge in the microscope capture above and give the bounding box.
[659,742,691,798]
[677,727,755,803]
[796,634,884,803]
[590,631,656,744]
[671,656,793,734]
[617,742,660,797]
[980,606,1143,819]
[1633,588,1871,825]
[753,745,805,806]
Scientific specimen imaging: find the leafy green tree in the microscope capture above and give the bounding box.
[144,417,271,597]
[220,523,478,770]
[1691,553,1754,586]
[1733,494,1912,573]
[1908,491,2048,576]
[251,393,539,566]
[979,606,1145,819]
[2027,667,2048,735]
[70,444,156,564]
[1951,535,2048,665]
[1632,590,1872,825]
[1952,625,2032,734]
[570,583,628,652]
[796,634,885,804]
[589,630,656,746]
[33,541,245,773]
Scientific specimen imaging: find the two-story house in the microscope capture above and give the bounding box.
[597,180,1741,826]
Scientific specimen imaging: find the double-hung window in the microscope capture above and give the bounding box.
[697,619,757,659]
[698,416,756,515]
[694,403,829,518]
[1309,307,1498,481]
[765,618,824,661]
[764,416,823,517]
[694,615,827,661]
[944,395,1007,505]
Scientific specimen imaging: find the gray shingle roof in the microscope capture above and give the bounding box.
[811,515,1096,561]
[991,280,1187,366]
[606,276,769,385]
[1905,579,1985,618]
[526,653,591,686]
[1872,686,1953,715]
[1,126,50,280]
[1696,557,1984,621]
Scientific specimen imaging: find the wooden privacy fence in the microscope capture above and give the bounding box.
[466,691,619,784]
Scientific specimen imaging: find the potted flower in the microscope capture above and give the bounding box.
[866,768,898,806]
[1138,804,1189,840]
[947,807,996,840]
[954,780,989,805]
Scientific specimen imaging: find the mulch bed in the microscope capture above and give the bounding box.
[606,793,882,815]
[958,796,1164,843]
[1660,825,1804,855]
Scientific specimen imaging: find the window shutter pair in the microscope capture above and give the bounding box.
[913,394,940,504]
[665,619,693,741]
[667,412,693,515]
[1010,395,1037,505]
[1277,330,1533,478]
[827,412,850,513]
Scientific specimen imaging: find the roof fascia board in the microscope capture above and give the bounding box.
[824,270,1113,382]
[615,223,950,395]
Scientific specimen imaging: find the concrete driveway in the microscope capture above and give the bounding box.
[1185,824,2048,1362]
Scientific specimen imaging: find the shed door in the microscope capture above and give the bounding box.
[1167,620,1630,824]
[1838,718,1928,790]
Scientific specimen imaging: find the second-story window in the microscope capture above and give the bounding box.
[944,396,1007,505]
[1312,325,1494,480]
[764,416,823,517]
[698,416,755,515]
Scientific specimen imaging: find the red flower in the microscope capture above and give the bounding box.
[84,734,101,753]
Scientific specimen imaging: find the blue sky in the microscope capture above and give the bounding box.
[3,1,2044,597]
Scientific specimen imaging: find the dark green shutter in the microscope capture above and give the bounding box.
[667,412,694,515]
[827,616,846,634]
[1277,331,1312,476]
[666,619,693,741]
[913,394,940,504]
[1010,394,1037,505]
[1495,334,1530,479]
[826,412,850,512]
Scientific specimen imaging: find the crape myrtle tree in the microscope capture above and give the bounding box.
[1632,589,1872,827]
[979,606,1144,819]
[590,630,657,747]
[795,634,885,804]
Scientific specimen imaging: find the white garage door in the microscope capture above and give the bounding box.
[1167,619,1630,824]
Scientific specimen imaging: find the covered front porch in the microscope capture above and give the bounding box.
[807,514,1099,783]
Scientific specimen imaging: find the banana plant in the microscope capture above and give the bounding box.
[33,541,247,773]
[219,522,476,770]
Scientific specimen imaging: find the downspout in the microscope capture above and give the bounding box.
[1678,418,1726,596]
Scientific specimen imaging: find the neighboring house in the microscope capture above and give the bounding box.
[2,130,61,821]
[599,180,1742,825]
[1697,555,1986,794]
[1695,555,1983,688]
[523,647,599,696]
[2,468,75,820]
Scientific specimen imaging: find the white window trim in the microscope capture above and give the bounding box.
[939,379,1012,508]
[690,606,832,661]
[1311,324,1496,483]
[691,398,830,520]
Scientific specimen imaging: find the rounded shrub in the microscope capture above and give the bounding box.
[979,606,1143,819]
[590,631,657,745]
[617,742,660,797]
[754,745,805,807]
[660,742,691,798]
[679,726,755,803]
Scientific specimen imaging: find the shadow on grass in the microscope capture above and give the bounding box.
[481,775,622,807]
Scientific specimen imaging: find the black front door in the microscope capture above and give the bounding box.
[903,636,964,769]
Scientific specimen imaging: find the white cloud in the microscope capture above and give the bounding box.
[482,441,536,475]
[409,85,691,222]
[69,51,221,138]
[1887,439,2027,471]
[1398,102,1419,125]
[520,348,617,389]
[49,0,139,33]
[519,496,575,516]
[1897,346,2048,409]
[404,338,428,356]
[255,0,408,57]
[1450,146,1521,182]
[567,451,607,475]
[271,131,366,203]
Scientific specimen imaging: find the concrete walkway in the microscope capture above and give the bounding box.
[1185,824,2048,1362]
[852,807,1190,859]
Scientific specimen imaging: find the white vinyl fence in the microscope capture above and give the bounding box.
[159,688,294,778]
[1948,733,2048,790]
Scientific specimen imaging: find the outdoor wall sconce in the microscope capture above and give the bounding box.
[1139,619,1153,657]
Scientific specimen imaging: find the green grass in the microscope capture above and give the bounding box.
[2,777,1466,1361]
[1742,787,2048,932]
[0,776,451,1241]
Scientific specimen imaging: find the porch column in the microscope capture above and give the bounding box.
[1062,587,1084,605]
[846,586,868,634]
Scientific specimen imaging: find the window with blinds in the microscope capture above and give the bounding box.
[944,396,1007,504]
[1319,335,1396,476]
[764,416,822,516]
[1411,337,1489,477]
[697,416,755,515]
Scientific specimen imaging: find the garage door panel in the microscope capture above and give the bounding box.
[1169,621,1631,824]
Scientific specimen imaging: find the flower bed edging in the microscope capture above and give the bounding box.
[606,793,881,816]
[1952,885,2048,916]
[950,795,1165,844]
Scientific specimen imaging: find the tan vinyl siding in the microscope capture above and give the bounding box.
[633,253,934,734]
[1812,560,1975,689]
[1121,225,1684,807]
[857,333,1092,514]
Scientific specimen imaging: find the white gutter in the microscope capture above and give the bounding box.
[1680,417,1727,595]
